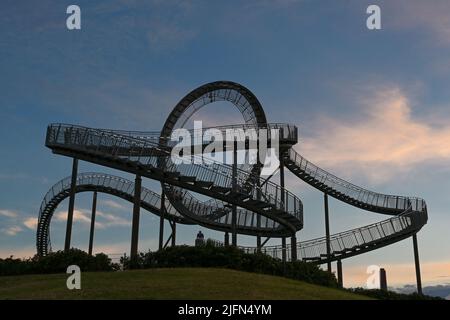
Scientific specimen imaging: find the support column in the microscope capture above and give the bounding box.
[256,166,262,251]
[159,189,165,251]
[280,161,288,263]
[324,193,331,273]
[224,232,229,246]
[171,221,176,247]
[282,237,287,262]
[130,175,142,264]
[231,141,237,246]
[280,160,286,207]
[337,259,343,288]
[64,158,78,252]
[256,228,261,251]
[291,234,297,261]
[380,268,388,291]
[88,191,97,256]
[412,234,423,295]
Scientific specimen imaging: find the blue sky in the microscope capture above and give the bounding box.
[1,0,450,290]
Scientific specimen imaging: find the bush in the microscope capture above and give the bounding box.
[0,249,117,276]
[121,244,338,288]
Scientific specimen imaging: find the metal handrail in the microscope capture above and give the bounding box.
[36,172,293,255]
[286,148,427,213]
[46,124,303,224]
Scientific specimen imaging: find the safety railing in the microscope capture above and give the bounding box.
[240,206,425,262]
[45,124,303,227]
[95,122,298,149]
[286,148,427,213]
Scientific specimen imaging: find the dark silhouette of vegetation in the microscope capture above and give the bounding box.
[347,288,444,300]
[0,249,118,276]
[121,243,338,288]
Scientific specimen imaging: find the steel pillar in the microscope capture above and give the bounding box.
[88,191,97,255]
[291,234,297,261]
[412,234,423,295]
[231,141,237,246]
[224,232,229,246]
[324,193,331,273]
[380,268,388,291]
[337,259,343,288]
[130,175,142,263]
[171,221,176,247]
[280,161,288,262]
[159,189,165,250]
[256,168,262,252]
[64,158,78,251]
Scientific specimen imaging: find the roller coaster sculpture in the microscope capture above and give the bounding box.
[37,81,428,291]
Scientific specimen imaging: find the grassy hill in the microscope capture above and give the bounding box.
[0,267,370,300]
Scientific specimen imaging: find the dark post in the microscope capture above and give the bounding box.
[291,234,297,261]
[380,268,388,291]
[337,259,343,288]
[171,221,176,247]
[324,193,331,273]
[224,232,229,246]
[280,160,285,207]
[280,161,287,262]
[159,190,165,250]
[88,191,97,256]
[130,175,142,264]
[412,234,423,295]
[64,158,78,251]
[231,141,237,246]
[256,166,262,251]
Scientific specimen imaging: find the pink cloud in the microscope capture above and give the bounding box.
[2,226,23,236]
[23,217,38,230]
[54,209,129,229]
[342,260,450,288]
[298,87,450,183]
[0,209,18,218]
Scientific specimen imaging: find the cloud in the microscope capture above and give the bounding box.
[54,209,129,229]
[23,217,37,230]
[101,199,126,210]
[390,0,450,46]
[0,209,18,218]
[96,211,129,228]
[55,210,91,225]
[394,283,450,300]
[0,173,29,181]
[299,87,450,183]
[2,226,23,236]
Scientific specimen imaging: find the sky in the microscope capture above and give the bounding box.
[1,0,450,294]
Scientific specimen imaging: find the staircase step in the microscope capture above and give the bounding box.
[179,176,196,183]
[303,257,320,262]
[211,186,231,194]
[164,171,180,178]
[194,181,213,188]
[244,199,261,206]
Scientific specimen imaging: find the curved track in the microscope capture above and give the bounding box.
[37,81,428,264]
